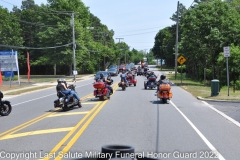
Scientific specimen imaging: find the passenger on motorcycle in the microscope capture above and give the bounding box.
[56,79,81,102]
[147,71,157,79]
[99,73,113,95]
[120,70,128,85]
[156,74,171,93]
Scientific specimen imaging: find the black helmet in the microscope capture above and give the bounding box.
[160,74,166,80]
[100,73,104,78]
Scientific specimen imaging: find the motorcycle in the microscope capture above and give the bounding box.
[93,79,111,100]
[144,75,157,89]
[143,67,149,76]
[118,79,128,91]
[126,74,137,86]
[0,91,12,116]
[157,82,172,103]
[54,84,82,111]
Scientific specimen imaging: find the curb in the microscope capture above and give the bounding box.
[197,96,240,103]
[2,74,94,95]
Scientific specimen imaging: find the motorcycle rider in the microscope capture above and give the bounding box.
[120,70,128,86]
[148,71,157,79]
[156,74,171,93]
[99,73,113,95]
[56,79,81,102]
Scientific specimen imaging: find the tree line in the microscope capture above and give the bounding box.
[0,0,147,75]
[152,0,240,88]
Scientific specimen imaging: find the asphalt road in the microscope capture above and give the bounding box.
[0,65,240,160]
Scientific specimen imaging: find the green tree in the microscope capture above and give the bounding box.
[179,0,240,80]
[217,44,240,88]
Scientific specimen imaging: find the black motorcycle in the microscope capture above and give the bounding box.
[54,84,82,111]
[0,91,12,116]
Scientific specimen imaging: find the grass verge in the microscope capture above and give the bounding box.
[5,86,54,95]
[167,72,240,101]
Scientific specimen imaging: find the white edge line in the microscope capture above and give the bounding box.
[201,101,240,128]
[12,83,93,106]
[169,101,225,160]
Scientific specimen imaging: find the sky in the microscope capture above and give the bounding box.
[0,0,195,51]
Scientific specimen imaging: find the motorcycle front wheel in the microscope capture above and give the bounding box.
[0,102,12,116]
[78,102,82,108]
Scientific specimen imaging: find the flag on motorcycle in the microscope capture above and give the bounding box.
[27,52,30,82]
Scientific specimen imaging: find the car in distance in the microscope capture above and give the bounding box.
[118,65,126,73]
[108,68,118,76]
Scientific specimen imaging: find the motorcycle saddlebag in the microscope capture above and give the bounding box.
[160,84,171,91]
[54,99,60,108]
[93,82,105,89]
[169,91,173,98]
[148,77,156,81]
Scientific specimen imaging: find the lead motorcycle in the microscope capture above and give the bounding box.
[54,84,82,111]
[0,91,12,116]
[157,82,173,103]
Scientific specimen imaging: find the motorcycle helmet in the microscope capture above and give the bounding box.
[160,74,166,80]
[57,78,63,83]
[100,73,104,78]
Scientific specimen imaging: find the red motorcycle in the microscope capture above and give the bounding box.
[126,74,137,86]
[93,80,111,100]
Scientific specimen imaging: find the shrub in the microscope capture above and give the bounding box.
[177,65,186,73]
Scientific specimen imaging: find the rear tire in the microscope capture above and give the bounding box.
[99,96,104,101]
[162,98,167,103]
[0,103,12,116]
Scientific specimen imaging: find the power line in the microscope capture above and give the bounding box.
[0,42,73,50]
[116,26,167,33]
[0,13,70,28]
[116,30,159,37]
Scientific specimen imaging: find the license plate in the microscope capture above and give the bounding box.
[162,91,167,93]
[98,88,102,90]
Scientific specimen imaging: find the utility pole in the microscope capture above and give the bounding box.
[116,38,124,43]
[175,1,179,80]
[71,12,76,80]
[103,33,108,70]
[116,38,124,65]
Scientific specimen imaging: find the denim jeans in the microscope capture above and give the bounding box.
[62,89,80,101]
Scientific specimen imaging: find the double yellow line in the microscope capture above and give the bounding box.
[0,93,92,140]
[43,83,119,160]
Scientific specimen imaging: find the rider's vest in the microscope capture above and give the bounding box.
[56,83,65,92]
[121,73,126,78]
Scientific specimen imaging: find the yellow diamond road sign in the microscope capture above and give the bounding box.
[177,55,186,65]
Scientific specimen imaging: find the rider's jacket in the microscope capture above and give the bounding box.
[99,77,106,82]
[120,73,126,78]
[158,79,170,84]
[56,83,65,92]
